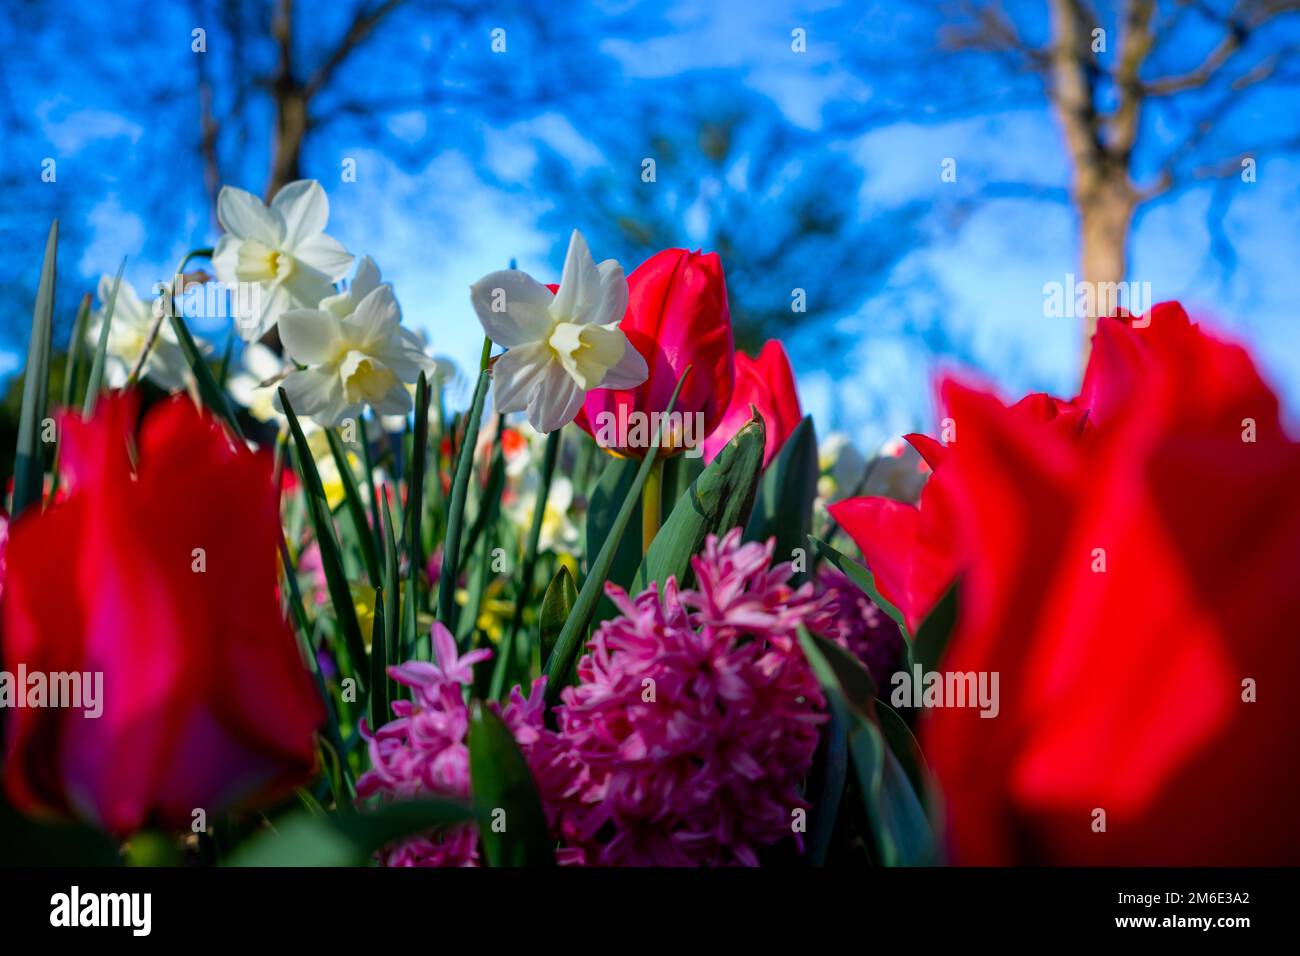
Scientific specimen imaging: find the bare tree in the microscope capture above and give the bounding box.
[940,0,1300,348]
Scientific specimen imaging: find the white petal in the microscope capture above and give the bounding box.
[588,259,628,327]
[271,180,329,250]
[597,334,649,389]
[470,270,555,347]
[217,186,283,246]
[345,285,401,351]
[350,255,383,302]
[278,367,347,426]
[281,263,336,312]
[549,229,601,323]
[527,361,585,433]
[370,382,414,416]
[279,309,344,365]
[239,282,289,341]
[243,342,285,380]
[491,342,552,415]
[294,233,354,281]
[211,235,241,283]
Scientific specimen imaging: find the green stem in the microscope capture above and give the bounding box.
[491,427,561,698]
[641,456,664,555]
[436,356,491,634]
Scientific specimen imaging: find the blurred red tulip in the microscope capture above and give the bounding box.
[2,394,322,834]
[829,392,1087,635]
[702,340,802,468]
[925,305,1300,863]
[576,248,734,457]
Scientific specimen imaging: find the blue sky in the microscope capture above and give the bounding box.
[3,0,1298,449]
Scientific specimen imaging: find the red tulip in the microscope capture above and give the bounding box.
[925,305,1300,864]
[576,248,734,456]
[702,340,802,468]
[829,391,1088,635]
[2,394,322,834]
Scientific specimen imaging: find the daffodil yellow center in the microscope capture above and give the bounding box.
[548,321,625,390]
[236,239,295,283]
[340,349,399,404]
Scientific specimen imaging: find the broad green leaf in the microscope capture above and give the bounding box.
[745,415,818,574]
[82,257,124,418]
[326,428,382,588]
[280,388,367,691]
[811,536,908,636]
[804,705,848,866]
[875,700,932,810]
[226,799,474,867]
[538,565,577,666]
[633,416,765,593]
[12,221,58,517]
[912,582,959,675]
[544,369,690,703]
[798,629,935,866]
[467,704,555,867]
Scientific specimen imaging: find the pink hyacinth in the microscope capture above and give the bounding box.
[356,622,546,866]
[540,528,828,866]
[809,566,905,688]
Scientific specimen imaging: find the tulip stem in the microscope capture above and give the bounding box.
[641,457,664,554]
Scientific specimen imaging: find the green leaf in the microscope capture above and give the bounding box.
[437,367,490,635]
[811,536,908,636]
[406,372,432,655]
[12,221,58,517]
[538,565,577,665]
[0,794,120,866]
[798,628,934,866]
[280,388,367,691]
[545,369,690,703]
[875,700,932,810]
[326,428,382,588]
[585,455,642,623]
[912,582,959,675]
[467,703,555,867]
[633,416,766,593]
[169,310,243,438]
[369,587,388,730]
[381,490,402,704]
[804,705,847,866]
[60,292,92,410]
[744,415,818,574]
[225,799,474,867]
[82,257,124,418]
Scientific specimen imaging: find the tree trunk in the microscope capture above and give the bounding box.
[1077,178,1135,349]
[266,86,307,201]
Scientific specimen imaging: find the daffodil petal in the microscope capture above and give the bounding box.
[471,270,555,347]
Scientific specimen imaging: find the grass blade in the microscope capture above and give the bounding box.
[325,428,382,588]
[81,257,124,419]
[12,220,59,517]
[436,364,490,632]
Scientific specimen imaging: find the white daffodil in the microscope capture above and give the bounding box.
[508,474,579,554]
[85,275,192,390]
[470,229,648,433]
[211,180,354,341]
[227,342,296,428]
[274,258,432,428]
